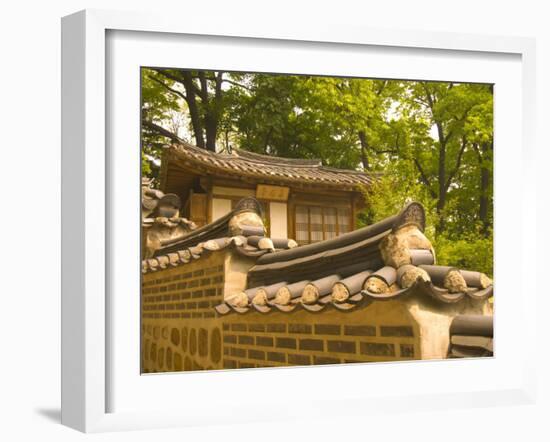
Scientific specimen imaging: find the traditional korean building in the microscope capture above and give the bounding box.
[158,142,372,242]
[141,144,494,373]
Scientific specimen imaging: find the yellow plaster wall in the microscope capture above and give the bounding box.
[404,295,492,360]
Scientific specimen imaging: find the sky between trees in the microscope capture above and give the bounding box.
[141,68,494,275]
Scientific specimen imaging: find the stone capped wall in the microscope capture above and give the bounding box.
[142,252,422,373]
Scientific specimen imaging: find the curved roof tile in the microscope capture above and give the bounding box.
[167,142,374,189]
[214,269,493,315]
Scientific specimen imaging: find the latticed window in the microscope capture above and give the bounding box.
[295,205,310,245]
[323,207,338,240]
[294,205,351,245]
[337,207,351,235]
[309,207,324,242]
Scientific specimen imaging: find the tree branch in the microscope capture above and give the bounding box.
[152,69,203,98]
[421,82,435,108]
[142,119,182,144]
[221,78,252,91]
[372,147,399,155]
[443,127,454,145]
[445,136,468,190]
[471,142,482,161]
[202,73,253,92]
[147,75,188,102]
[412,98,430,107]
[197,71,209,101]
[375,80,388,96]
[414,158,437,198]
[214,72,224,101]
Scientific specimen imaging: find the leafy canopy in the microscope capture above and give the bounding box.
[141,69,493,275]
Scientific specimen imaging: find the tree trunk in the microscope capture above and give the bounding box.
[435,122,447,234]
[181,72,205,149]
[204,117,217,152]
[478,141,491,235]
[358,130,370,170]
[200,72,224,152]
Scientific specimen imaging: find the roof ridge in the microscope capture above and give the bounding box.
[233,148,323,167]
[173,143,322,167]
[168,143,376,188]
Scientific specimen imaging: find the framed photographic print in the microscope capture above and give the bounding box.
[139,68,494,374]
[61,9,537,432]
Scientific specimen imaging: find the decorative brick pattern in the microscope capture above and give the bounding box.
[327,340,356,353]
[315,324,341,335]
[223,359,237,369]
[198,328,208,357]
[189,328,197,355]
[223,334,236,344]
[142,252,420,374]
[141,254,227,373]
[360,342,395,357]
[218,315,418,370]
[289,324,312,334]
[314,356,340,365]
[211,328,222,363]
[276,337,297,349]
[380,326,414,337]
[230,347,246,358]
[238,335,254,345]
[170,328,180,346]
[267,323,286,333]
[400,343,415,358]
[344,325,376,336]
[231,323,247,332]
[142,260,225,321]
[267,351,286,363]
[248,349,265,360]
[256,336,274,347]
[288,354,311,365]
[299,339,324,351]
[249,324,265,332]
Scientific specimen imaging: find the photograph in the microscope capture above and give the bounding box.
[140,68,494,373]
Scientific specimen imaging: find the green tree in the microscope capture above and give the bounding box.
[141,69,494,273]
[402,82,493,234]
[141,70,181,179]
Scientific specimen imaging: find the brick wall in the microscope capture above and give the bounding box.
[221,301,420,369]
[142,253,421,373]
[141,252,226,372]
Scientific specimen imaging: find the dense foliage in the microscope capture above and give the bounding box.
[141,69,493,275]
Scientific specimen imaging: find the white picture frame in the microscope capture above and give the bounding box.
[61,9,537,433]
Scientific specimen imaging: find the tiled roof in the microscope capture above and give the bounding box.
[154,197,266,256]
[448,315,494,358]
[213,202,494,314]
[246,202,425,287]
[142,235,298,274]
[214,266,494,315]
[166,142,374,190]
